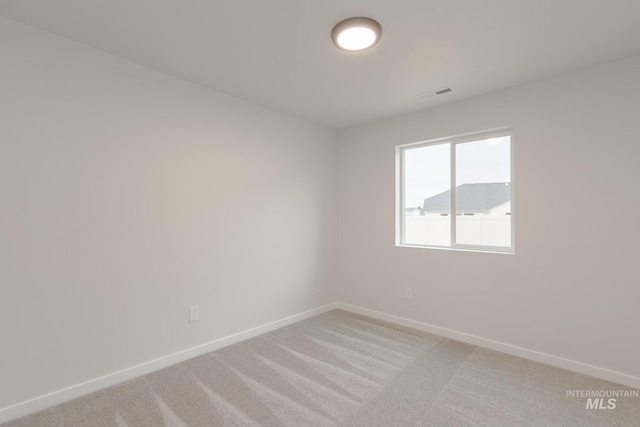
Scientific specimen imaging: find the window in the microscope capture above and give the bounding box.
[396,128,514,253]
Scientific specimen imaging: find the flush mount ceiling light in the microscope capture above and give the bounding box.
[331,17,382,51]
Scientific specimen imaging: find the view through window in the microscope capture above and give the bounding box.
[398,129,513,252]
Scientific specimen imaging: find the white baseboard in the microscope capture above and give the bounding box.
[336,302,640,390]
[0,302,340,424]
[3,300,638,424]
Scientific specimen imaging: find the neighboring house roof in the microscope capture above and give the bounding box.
[422,182,510,213]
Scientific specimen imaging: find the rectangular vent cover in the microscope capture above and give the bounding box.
[416,86,454,101]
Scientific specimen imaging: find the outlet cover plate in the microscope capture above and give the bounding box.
[189,306,200,322]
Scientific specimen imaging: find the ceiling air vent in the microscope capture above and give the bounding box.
[415,86,454,101]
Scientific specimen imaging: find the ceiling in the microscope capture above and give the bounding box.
[2,1,640,129]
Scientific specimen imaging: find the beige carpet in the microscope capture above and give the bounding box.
[3,310,639,426]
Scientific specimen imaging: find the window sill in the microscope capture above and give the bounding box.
[396,243,514,255]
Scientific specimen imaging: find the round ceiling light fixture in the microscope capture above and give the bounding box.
[331,17,382,52]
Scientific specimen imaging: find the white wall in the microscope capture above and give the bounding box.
[337,55,640,380]
[0,17,337,410]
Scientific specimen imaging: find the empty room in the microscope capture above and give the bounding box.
[1,1,639,426]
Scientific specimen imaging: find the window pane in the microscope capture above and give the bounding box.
[403,143,450,246]
[455,136,511,247]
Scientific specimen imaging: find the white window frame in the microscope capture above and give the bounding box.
[396,127,515,254]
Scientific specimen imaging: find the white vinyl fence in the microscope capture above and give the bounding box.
[405,215,511,247]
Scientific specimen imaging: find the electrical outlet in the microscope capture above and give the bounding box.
[404,287,412,299]
[189,306,200,322]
